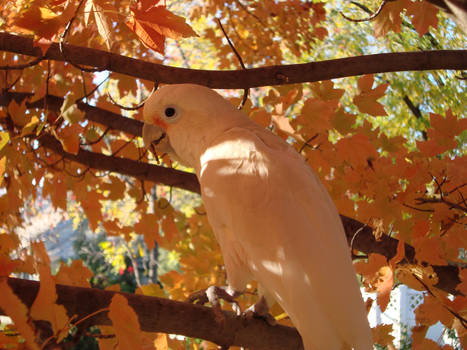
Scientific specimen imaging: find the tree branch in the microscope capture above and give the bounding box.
[3,278,304,350]
[0,32,466,89]
[37,134,201,194]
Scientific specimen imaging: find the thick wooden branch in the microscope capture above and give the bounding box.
[3,278,303,350]
[0,32,466,89]
[1,90,459,295]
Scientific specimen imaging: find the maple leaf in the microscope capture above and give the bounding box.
[8,99,28,127]
[415,294,454,327]
[457,269,467,295]
[55,260,93,288]
[353,75,388,116]
[84,0,116,50]
[108,294,143,349]
[126,4,197,54]
[373,0,408,37]
[354,253,393,311]
[56,123,83,155]
[30,242,69,342]
[372,324,394,347]
[134,213,160,250]
[406,0,439,36]
[0,280,40,350]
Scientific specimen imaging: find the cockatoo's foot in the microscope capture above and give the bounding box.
[187,286,242,325]
[242,296,277,326]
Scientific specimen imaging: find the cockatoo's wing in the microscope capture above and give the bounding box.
[199,125,373,350]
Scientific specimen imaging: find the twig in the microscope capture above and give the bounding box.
[216,18,249,109]
[340,0,394,22]
[412,273,467,329]
[0,56,43,70]
[106,83,156,111]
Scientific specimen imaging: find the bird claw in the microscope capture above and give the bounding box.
[242,298,277,326]
[186,286,241,325]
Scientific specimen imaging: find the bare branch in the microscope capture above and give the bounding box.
[0,33,466,89]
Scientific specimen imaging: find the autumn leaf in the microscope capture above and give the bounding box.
[0,132,9,152]
[335,133,378,167]
[0,279,40,350]
[126,3,197,54]
[108,294,143,349]
[457,269,467,295]
[354,254,393,311]
[353,75,388,116]
[415,294,454,328]
[372,323,394,347]
[373,0,408,37]
[30,241,69,342]
[8,99,28,127]
[134,213,160,250]
[331,108,355,135]
[84,0,115,49]
[60,92,85,124]
[57,123,83,155]
[55,260,93,288]
[406,0,439,36]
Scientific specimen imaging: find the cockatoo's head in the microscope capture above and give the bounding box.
[142,84,250,169]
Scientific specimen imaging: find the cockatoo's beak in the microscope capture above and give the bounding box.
[142,122,174,156]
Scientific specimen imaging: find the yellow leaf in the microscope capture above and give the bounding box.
[108,294,143,349]
[0,132,9,152]
[0,156,6,186]
[21,115,40,136]
[0,279,40,350]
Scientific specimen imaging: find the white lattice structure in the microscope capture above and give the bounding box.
[365,284,459,348]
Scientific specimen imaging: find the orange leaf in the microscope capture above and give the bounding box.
[126,4,197,54]
[331,108,355,135]
[406,0,439,36]
[30,242,69,341]
[415,295,454,327]
[389,238,405,268]
[372,0,408,37]
[55,260,93,288]
[335,134,378,167]
[457,269,467,295]
[108,294,143,349]
[299,98,338,133]
[0,279,40,350]
[134,213,160,250]
[372,323,395,347]
[57,123,83,155]
[309,80,344,101]
[353,75,388,116]
[8,99,28,127]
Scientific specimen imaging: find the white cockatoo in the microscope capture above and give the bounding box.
[142,84,373,350]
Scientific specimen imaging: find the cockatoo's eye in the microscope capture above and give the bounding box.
[162,106,179,122]
[165,107,176,117]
